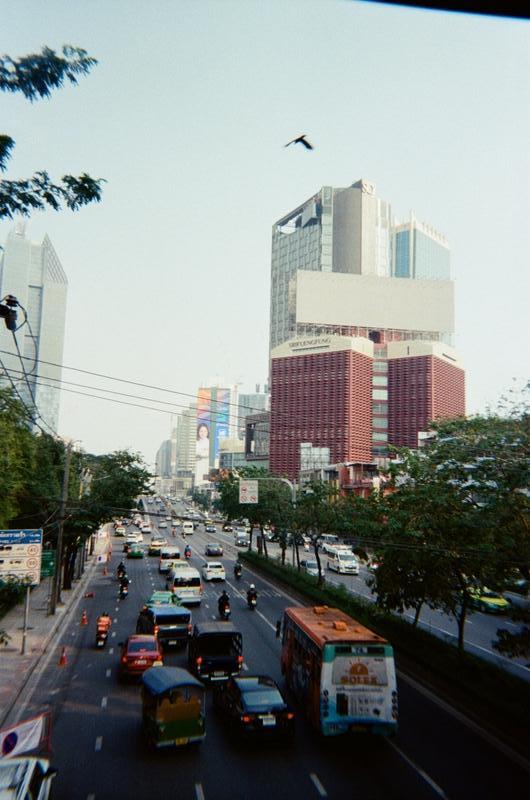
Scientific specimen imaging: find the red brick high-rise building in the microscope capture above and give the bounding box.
[270,337,373,480]
[387,341,466,448]
[269,336,465,480]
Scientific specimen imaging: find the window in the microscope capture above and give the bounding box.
[373,417,387,428]
[372,432,388,442]
[372,375,387,386]
[372,389,388,400]
[373,361,388,372]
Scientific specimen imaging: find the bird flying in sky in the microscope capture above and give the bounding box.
[284,135,314,150]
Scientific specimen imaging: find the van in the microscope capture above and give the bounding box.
[158,547,180,574]
[166,566,202,605]
[327,548,359,575]
[182,521,194,536]
[319,534,340,554]
[188,621,243,682]
[145,605,192,648]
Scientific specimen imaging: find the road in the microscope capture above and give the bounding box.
[17,499,529,799]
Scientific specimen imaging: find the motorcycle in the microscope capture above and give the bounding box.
[219,603,231,621]
[119,585,129,600]
[117,567,126,581]
[184,547,192,560]
[96,628,109,648]
[247,595,257,611]
[234,568,242,580]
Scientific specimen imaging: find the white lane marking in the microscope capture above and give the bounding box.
[111,631,116,638]
[95,736,103,751]
[86,794,95,800]
[387,740,447,798]
[113,618,118,623]
[115,606,119,612]
[242,662,249,671]
[397,670,530,773]
[109,648,114,655]
[105,668,111,678]
[195,783,205,800]
[71,632,75,636]
[101,697,107,708]
[309,773,328,797]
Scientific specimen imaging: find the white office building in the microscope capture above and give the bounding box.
[0,224,67,432]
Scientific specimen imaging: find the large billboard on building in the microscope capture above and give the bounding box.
[195,386,234,484]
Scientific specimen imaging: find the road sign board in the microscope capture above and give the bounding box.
[239,480,258,504]
[40,550,56,579]
[0,530,43,586]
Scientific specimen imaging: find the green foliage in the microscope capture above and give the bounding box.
[191,489,210,511]
[0,44,104,219]
[217,467,293,551]
[0,578,27,617]
[0,389,36,527]
[369,411,530,651]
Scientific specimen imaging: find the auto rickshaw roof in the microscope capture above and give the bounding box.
[142,666,203,695]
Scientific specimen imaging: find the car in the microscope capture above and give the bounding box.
[171,519,179,527]
[0,757,58,800]
[469,587,511,614]
[165,515,172,521]
[114,525,126,537]
[147,590,180,607]
[205,542,223,557]
[141,524,152,533]
[159,521,167,528]
[127,544,144,558]
[202,562,226,581]
[118,635,163,678]
[148,537,167,555]
[222,524,233,532]
[300,559,319,577]
[205,524,217,533]
[144,605,192,648]
[213,675,295,738]
[127,532,143,544]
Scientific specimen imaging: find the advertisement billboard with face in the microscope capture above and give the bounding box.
[196,387,233,479]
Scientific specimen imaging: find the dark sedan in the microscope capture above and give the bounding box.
[205,542,223,557]
[213,675,295,739]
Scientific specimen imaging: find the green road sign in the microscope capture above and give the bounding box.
[40,551,56,578]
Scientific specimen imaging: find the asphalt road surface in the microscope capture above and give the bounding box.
[18,505,530,799]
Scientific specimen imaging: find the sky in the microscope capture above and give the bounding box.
[1,0,529,467]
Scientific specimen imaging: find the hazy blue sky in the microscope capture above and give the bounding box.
[1,0,529,465]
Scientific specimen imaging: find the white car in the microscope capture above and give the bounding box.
[126,532,143,545]
[165,516,172,521]
[159,521,167,528]
[202,561,226,582]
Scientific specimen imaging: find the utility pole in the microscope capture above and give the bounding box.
[49,441,72,615]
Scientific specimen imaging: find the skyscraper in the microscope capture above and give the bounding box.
[270,180,456,354]
[393,213,450,280]
[268,180,465,477]
[0,224,68,432]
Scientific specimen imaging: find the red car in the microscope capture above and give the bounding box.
[119,635,163,678]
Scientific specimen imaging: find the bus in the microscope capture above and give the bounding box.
[281,606,398,737]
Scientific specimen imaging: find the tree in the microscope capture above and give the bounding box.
[0,388,35,527]
[293,482,342,583]
[217,467,292,555]
[60,449,151,589]
[1,46,104,219]
[370,411,529,653]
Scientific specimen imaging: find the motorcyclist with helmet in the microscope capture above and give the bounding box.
[218,589,230,619]
[233,560,242,579]
[247,583,258,610]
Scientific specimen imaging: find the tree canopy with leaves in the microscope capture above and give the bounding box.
[0,45,104,219]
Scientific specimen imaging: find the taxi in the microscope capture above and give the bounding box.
[469,587,510,614]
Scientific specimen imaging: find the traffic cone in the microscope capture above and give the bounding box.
[81,610,88,626]
[58,647,68,667]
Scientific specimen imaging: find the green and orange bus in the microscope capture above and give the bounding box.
[281,606,398,736]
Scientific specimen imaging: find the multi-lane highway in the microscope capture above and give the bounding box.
[17,499,529,799]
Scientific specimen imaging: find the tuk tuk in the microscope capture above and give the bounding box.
[141,666,206,748]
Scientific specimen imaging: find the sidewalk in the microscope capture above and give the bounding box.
[0,553,101,729]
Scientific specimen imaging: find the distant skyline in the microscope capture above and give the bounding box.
[1,0,528,465]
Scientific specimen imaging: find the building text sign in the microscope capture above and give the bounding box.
[239,480,258,504]
[0,529,43,586]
